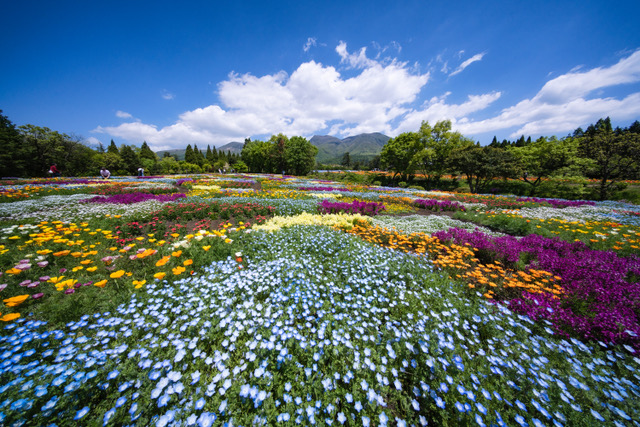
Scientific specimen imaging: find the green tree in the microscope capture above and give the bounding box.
[0,111,26,177]
[233,160,249,173]
[241,139,271,173]
[578,117,640,200]
[184,144,198,165]
[380,132,421,181]
[415,120,474,182]
[107,140,119,155]
[510,136,576,196]
[118,145,140,175]
[139,141,157,164]
[285,136,318,175]
[269,134,288,174]
[449,145,520,193]
[341,152,351,167]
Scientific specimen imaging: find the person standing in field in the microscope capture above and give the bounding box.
[49,163,61,177]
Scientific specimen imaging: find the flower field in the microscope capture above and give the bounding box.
[1,174,640,426]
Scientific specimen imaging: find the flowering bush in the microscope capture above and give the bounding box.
[81,192,187,204]
[414,198,466,212]
[317,199,386,216]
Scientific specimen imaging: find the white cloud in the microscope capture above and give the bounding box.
[95,43,429,150]
[335,41,378,69]
[303,37,317,52]
[449,52,486,76]
[94,46,640,150]
[115,110,132,119]
[161,90,174,100]
[455,49,640,137]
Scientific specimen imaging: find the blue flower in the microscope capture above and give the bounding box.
[74,406,90,420]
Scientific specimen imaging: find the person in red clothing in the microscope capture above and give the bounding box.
[49,164,61,177]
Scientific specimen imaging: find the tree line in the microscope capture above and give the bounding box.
[0,110,317,177]
[380,118,640,200]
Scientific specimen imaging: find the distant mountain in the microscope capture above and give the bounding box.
[310,132,390,164]
[217,141,244,154]
[154,133,390,165]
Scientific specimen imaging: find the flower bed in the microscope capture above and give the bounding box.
[318,199,386,216]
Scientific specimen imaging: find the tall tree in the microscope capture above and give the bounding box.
[139,141,157,163]
[380,132,421,181]
[285,136,318,175]
[449,145,520,193]
[0,110,25,177]
[415,120,473,182]
[107,140,119,155]
[341,152,351,167]
[119,144,140,175]
[184,144,198,164]
[578,117,640,200]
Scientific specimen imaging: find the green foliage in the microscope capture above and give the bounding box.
[380,131,421,180]
[449,145,520,193]
[415,119,474,181]
[578,117,640,200]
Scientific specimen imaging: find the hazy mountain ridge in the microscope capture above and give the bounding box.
[155,133,390,163]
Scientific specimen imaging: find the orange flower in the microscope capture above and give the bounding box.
[154,272,166,280]
[156,256,171,267]
[172,266,185,275]
[0,313,21,321]
[53,250,71,257]
[94,279,108,288]
[172,250,182,257]
[3,294,30,307]
[5,268,22,275]
[183,259,193,266]
[110,270,126,279]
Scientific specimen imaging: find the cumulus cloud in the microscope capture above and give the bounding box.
[456,49,640,137]
[95,43,430,150]
[115,110,133,119]
[449,52,486,77]
[94,45,640,150]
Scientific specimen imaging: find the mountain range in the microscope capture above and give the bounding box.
[155,133,390,164]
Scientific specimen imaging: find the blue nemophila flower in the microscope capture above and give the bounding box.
[103,408,116,425]
[74,406,90,420]
[337,412,346,424]
[106,369,119,380]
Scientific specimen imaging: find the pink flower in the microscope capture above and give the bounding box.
[39,276,50,282]
[16,263,31,271]
[129,255,138,260]
[32,292,44,299]
[19,280,32,287]
[37,261,49,268]
[59,268,67,273]
[0,284,7,292]
[27,282,39,288]
[64,289,75,294]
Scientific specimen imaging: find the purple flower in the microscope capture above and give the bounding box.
[317,200,386,216]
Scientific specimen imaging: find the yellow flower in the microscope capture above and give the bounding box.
[171,233,180,238]
[183,259,193,266]
[0,313,20,322]
[5,268,22,275]
[224,238,233,244]
[172,266,185,275]
[110,270,126,279]
[53,250,70,257]
[154,272,166,280]
[86,266,98,272]
[172,250,182,257]
[37,249,52,255]
[202,246,211,251]
[48,276,64,284]
[132,279,146,289]
[80,259,93,265]
[72,266,84,272]
[94,279,108,288]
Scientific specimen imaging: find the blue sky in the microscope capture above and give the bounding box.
[2,0,639,151]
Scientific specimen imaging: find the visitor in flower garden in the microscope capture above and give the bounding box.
[100,167,111,179]
[137,167,144,177]
[48,163,61,177]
